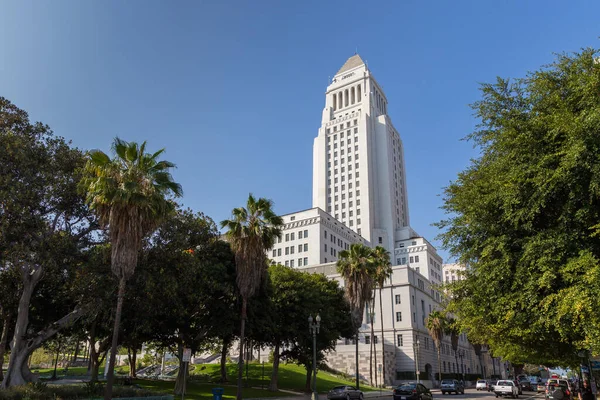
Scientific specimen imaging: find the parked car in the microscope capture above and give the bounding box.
[327,386,364,400]
[441,379,464,395]
[494,380,519,398]
[393,383,433,400]
[477,380,489,391]
[489,380,497,392]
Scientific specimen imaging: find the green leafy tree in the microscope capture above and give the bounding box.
[437,48,600,365]
[0,98,99,387]
[220,194,283,400]
[80,138,182,399]
[274,267,354,392]
[372,246,392,386]
[426,311,446,385]
[336,243,376,389]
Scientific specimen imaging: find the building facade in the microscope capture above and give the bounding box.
[269,207,369,267]
[312,54,410,253]
[443,263,465,283]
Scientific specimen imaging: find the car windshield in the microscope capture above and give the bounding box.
[498,381,512,386]
[478,380,487,383]
[332,386,346,390]
[441,380,454,384]
[398,384,416,390]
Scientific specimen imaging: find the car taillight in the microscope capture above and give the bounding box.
[413,390,417,394]
[566,391,570,396]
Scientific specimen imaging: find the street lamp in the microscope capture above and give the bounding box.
[309,314,321,400]
[414,338,421,383]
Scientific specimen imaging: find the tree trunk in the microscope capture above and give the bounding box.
[355,331,360,389]
[72,341,80,365]
[127,346,138,378]
[379,288,386,387]
[268,342,280,391]
[220,336,230,383]
[305,366,312,393]
[52,342,61,380]
[437,348,442,388]
[236,297,247,400]
[104,277,127,400]
[2,270,40,388]
[0,314,11,382]
[174,344,187,395]
[369,315,374,386]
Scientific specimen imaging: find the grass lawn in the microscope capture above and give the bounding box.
[191,363,376,394]
[134,378,284,400]
[32,366,90,377]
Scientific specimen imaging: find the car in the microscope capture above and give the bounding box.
[393,382,433,400]
[513,380,523,395]
[494,380,519,398]
[477,380,490,391]
[441,379,464,395]
[327,385,364,400]
[546,383,572,400]
[519,380,532,392]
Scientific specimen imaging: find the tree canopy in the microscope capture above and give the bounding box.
[437,48,600,366]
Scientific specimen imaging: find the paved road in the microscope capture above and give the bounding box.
[432,389,544,400]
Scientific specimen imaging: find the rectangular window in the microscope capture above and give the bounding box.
[272,250,276,257]
[412,295,415,305]
[304,229,308,237]
[285,233,289,242]
[298,244,302,252]
[378,237,383,244]
[395,294,401,304]
[298,231,303,239]
[324,244,327,252]
[298,258,302,266]
[304,257,308,265]
[290,259,294,267]
[415,255,419,262]
[290,246,294,254]
[365,335,370,344]
[396,312,402,322]
[401,257,406,264]
[413,312,416,322]
[410,256,414,263]
[374,336,378,344]
[285,260,289,267]
[324,230,327,238]
[285,247,289,255]
[304,243,308,251]
[397,334,403,346]
[277,248,281,256]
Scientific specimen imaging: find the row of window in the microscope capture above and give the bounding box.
[282,257,309,268]
[395,255,419,264]
[280,229,309,243]
[272,243,309,257]
[332,85,362,111]
[327,153,359,166]
[327,119,358,135]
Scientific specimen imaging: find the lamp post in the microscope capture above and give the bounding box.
[414,338,421,383]
[309,314,321,400]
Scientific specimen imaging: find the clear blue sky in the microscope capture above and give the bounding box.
[1,0,599,260]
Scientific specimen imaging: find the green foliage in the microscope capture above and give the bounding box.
[437,47,600,365]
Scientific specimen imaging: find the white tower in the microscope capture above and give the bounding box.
[312,54,409,253]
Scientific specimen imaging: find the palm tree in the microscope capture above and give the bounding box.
[81,138,182,400]
[446,317,460,380]
[220,194,283,400]
[372,246,392,387]
[337,243,376,389]
[426,311,447,387]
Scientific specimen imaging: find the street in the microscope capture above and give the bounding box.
[431,390,544,400]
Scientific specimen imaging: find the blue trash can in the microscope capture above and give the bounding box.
[212,387,225,400]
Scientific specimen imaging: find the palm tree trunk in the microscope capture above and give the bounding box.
[378,288,385,387]
[437,348,442,388]
[104,276,127,400]
[369,315,374,386]
[236,297,248,400]
[355,330,360,389]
